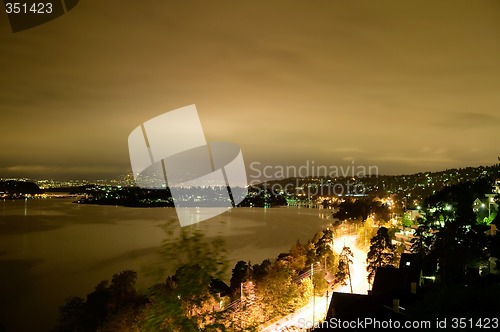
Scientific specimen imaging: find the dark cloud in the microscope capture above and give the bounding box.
[437,112,500,129]
[1,0,500,179]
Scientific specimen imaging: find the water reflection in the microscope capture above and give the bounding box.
[0,199,330,331]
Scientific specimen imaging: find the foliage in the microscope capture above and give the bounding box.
[490,231,500,259]
[422,179,491,284]
[54,270,145,332]
[222,304,262,331]
[55,223,344,331]
[407,283,500,319]
[366,227,398,284]
[333,198,392,222]
[229,261,252,296]
[332,198,371,221]
[288,240,308,272]
[298,277,314,304]
[312,270,328,295]
[335,246,354,287]
[160,224,229,283]
[480,209,497,225]
[55,296,85,332]
[410,217,436,257]
[0,180,42,197]
[98,307,141,332]
[222,286,266,332]
[356,217,378,250]
[401,212,413,228]
[252,259,272,282]
[142,225,230,331]
[255,261,303,318]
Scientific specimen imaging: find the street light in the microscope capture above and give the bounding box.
[486,194,496,218]
[311,262,322,327]
[347,255,353,294]
[311,263,315,327]
[326,288,330,317]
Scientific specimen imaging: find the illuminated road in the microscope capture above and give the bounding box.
[261,235,369,331]
[332,235,370,295]
[261,292,333,331]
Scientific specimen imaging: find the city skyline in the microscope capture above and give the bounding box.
[1,0,500,180]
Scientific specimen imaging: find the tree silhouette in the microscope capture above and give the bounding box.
[55,296,85,332]
[335,246,354,290]
[423,179,491,283]
[230,261,252,296]
[410,217,435,257]
[366,227,396,284]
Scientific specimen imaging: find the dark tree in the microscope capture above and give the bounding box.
[287,240,308,272]
[55,296,85,332]
[335,246,354,289]
[230,261,252,295]
[107,270,142,314]
[0,180,42,197]
[410,217,436,256]
[423,179,491,284]
[252,259,272,282]
[366,227,396,284]
[83,280,111,331]
[174,263,213,305]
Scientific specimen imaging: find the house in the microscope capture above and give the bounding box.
[394,225,418,252]
[314,292,416,331]
[472,198,485,213]
[399,253,425,292]
[407,209,423,221]
[209,279,231,310]
[369,255,424,308]
[314,255,428,331]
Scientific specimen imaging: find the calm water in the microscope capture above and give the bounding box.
[0,199,331,332]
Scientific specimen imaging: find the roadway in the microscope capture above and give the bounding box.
[331,235,370,295]
[261,235,369,331]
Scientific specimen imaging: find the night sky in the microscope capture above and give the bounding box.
[1,0,500,180]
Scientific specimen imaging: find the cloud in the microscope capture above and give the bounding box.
[0,165,126,178]
[1,0,500,179]
[436,112,500,129]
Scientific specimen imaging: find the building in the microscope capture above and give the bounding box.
[394,225,418,252]
[315,254,428,331]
